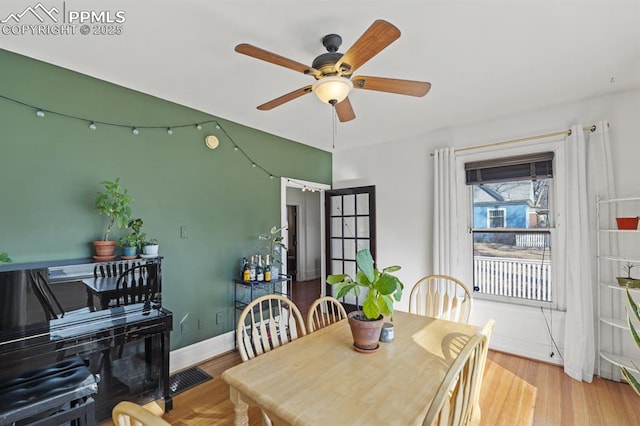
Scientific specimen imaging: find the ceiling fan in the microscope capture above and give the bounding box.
[235,19,431,122]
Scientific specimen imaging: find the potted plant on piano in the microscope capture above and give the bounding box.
[0,252,11,264]
[93,178,133,261]
[327,249,404,353]
[141,238,159,258]
[117,218,145,259]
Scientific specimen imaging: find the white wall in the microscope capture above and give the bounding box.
[333,88,640,364]
[286,187,321,281]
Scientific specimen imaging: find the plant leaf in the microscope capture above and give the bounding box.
[628,311,640,350]
[363,292,380,319]
[383,265,401,273]
[327,274,347,285]
[627,289,640,323]
[375,274,400,295]
[621,367,640,398]
[379,294,394,316]
[356,249,375,283]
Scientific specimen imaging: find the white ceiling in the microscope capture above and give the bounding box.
[2,0,639,152]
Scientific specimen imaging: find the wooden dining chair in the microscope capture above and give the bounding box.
[112,401,171,426]
[236,294,307,362]
[113,263,161,309]
[467,319,495,425]
[306,296,348,332]
[236,294,306,425]
[409,275,473,323]
[423,332,487,426]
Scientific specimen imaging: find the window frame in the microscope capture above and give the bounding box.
[487,207,506,228]
[454,138,566,310]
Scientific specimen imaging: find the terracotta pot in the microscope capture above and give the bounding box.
[347,311,384,353]
[616,217,639,230]
[93,240,116,257]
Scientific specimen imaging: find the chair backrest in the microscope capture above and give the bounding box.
[114,263,161,308]
[306,296,348,333]
[466,319,495,425]
[112,401,171,426]
[94,259,142,278]
[409,275,473,323]
[423,332,487,426]
[237,294,306,362]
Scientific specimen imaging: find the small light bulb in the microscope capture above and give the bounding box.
[36,109,45,118]
[132,127,139,135]
[167,127,173,135]
[233,146,239,152]
[269,175,274,179]
[89,121,97,130]
[251,163,257,168]
[196,124,202,130]
[215,125,220,130]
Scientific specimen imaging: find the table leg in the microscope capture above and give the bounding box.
[229,386,250,426]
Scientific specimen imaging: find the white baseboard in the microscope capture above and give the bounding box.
[169,331,235,373]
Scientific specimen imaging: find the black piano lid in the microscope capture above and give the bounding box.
[0,303,171,354]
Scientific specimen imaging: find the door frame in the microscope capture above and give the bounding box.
[280,178,331,296]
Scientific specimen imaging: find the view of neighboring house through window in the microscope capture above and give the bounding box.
[466,153,553,304]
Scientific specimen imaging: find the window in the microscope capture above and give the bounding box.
[466,153,553,304]
[487,208,505,228]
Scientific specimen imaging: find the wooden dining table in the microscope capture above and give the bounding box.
[222,310,480,425]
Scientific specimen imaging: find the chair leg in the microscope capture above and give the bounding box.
[261,409,273,426]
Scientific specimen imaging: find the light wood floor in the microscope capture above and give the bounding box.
[102,349,640,425]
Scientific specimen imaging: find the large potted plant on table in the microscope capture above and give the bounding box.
[327,248,404,353]
[93,178,133,261]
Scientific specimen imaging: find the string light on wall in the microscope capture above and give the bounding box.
[0,92,299,183]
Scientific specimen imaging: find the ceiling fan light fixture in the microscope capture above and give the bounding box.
[312,76,353,105]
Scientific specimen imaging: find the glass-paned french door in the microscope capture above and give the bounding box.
[324,186,376,310]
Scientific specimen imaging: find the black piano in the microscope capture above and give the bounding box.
[0,257,173,422]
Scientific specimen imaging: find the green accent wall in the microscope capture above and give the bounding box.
[0,49,332,349]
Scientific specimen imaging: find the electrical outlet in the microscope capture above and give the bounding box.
[216,312,224,324]
[180,225,189,239]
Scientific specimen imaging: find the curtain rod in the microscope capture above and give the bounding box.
[429,123,609,157]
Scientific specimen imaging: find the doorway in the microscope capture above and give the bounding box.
[281,178,330,317]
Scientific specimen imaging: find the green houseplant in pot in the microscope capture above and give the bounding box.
[94,178,133,260]
[117,218,145,259]
[142,238,159,257]
[0,252,11,264]
[327,248,404,353]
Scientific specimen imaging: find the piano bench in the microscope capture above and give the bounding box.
[0,357,99,426]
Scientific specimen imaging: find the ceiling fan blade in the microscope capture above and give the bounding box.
[335,97,356,122]
[352,76,431,97]
[235,43,320,77]
[257,86,313,110]
[335,20,401,75]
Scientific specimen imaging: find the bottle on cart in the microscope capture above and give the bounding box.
[264,254,272,281]
[256,255,265,282]
[242,257,250,282]
[249,255,257,281]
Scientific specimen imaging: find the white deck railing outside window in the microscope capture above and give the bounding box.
[474,256,552,301]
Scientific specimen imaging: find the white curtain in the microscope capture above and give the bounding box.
[432,147,458,275]
[562,121,615,382]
